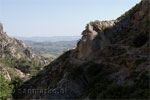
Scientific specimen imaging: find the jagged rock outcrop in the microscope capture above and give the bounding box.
[76,20,116,60]
[14,0,149,99]
[0,21,49,82]
[0,67,11,81]
[0,63,27,81]
[0,22,48,63]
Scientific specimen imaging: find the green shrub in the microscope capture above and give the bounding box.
[0,57,44,75]
[11,77,24,89]
[11,77,24,98]
[0,75,11,99]
[89,20,100,25]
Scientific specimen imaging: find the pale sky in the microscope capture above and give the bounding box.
[0,0,141,37]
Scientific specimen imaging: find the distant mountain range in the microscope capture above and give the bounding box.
[15,36,79,57]
[14,36,81,42]
[24,40,77,56]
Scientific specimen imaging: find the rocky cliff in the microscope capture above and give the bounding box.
[0,21,48,81]
[0,22,52,99]
[14,0,149,99]
[0,28,46,61]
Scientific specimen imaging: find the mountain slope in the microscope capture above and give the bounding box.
[14,1,149,99]
[0,30,46,62]
[0,21,51,99]
[0,21,49,78]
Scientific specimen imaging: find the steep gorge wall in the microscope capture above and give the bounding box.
[14,0,150,99]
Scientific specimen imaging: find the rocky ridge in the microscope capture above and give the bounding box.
[0,28,46,62]
[0,21,48,81]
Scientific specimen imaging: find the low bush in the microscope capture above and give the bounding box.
[0,57,44,75]
[0,75,11,99]
[86,62,149,99]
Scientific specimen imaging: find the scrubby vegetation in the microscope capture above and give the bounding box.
[0,75,24,100]
[89,20,100,25]
[76,62,150,99]
[96,82,149,99]
[0,75,11,99]
[0,56,45,99]
[117,3,141,20]
[0,57,44,75]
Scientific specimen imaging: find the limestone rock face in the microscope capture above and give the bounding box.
[0,67,11,81]
[76,21,116,60]
[24,49,35,58]
[14,68,26,79]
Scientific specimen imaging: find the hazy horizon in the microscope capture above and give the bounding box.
[13,35,81,38]
[0,0,141,37]
[14,35,81,42]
